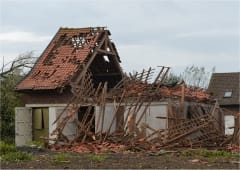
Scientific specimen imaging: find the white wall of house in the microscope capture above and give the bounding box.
[54,106,78,141]
[147,104,168,136]
[49,107,57,143]
[15,107,32,146]
[135,102,168,138]
[15,102,168,146]
[94,102,168,138]
[224,115,234,135]
[15,104,78,146]
[95,103,116,134]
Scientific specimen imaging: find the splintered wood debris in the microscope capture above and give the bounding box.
[47,66,239,153]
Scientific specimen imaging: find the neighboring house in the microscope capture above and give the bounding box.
[207,72,240,135]
[207,72,240,114]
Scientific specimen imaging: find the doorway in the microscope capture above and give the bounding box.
[32,108,49,142]
[78,106,95,133]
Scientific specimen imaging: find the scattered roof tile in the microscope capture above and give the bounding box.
[124,82,211,102]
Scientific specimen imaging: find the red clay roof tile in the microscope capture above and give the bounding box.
[16,27,107,90]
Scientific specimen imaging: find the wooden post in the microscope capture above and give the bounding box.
[180,83,185,114]
[103,90,125,142]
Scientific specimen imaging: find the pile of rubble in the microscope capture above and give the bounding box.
[48,66,239,153]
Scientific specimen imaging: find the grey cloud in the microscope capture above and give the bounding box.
[0,0,239,73]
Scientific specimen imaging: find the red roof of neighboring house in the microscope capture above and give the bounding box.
[16,27,108,90]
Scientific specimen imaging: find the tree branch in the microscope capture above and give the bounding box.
[0,51,37,78]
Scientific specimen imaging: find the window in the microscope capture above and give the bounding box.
[224,90,232,98]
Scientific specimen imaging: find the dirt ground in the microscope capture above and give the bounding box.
[1,147,239,169]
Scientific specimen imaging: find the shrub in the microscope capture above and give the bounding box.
[0,141,16,155]
[0,141,32,162]
[0,74,22,144]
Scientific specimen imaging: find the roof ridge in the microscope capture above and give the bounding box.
[59,26,107,30]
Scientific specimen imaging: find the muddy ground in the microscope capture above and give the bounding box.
[1,147,239,169]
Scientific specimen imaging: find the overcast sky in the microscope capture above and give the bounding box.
[0,0,239,74]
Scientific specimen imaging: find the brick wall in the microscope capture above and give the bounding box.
[20,88,73,104]
[221,105,239,115]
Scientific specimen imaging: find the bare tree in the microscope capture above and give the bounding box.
[1,51,37,78]
[180,65,215,89]
[164,71,182,85]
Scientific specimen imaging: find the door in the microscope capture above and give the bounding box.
[32,108,49,142]
[15,107,32,146]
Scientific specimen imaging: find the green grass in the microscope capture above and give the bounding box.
[181,149,239,158]
[86,154,108,162]
[0,141,32,162]
[1,151,32,162]
[53,153,70,163]
[0,141,17,155]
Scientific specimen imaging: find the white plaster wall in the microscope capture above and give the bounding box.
[95,106,101,132]
[123,102,168,137]
[25,106,78,142]
[49,107,57,143]
[123,104,148,128]
[18,104,78,144]
[95,104,116,133]
[225,115,234,135]
[146,104,167,137]
[55,107,78,140]
[15,107,32,146]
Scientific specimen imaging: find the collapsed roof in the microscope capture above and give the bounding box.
[124,82,211,102]
[15,27,211,103]
[16,27,123,91]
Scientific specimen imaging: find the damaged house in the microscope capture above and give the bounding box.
[15,27,227,150]
[15,27,123,145]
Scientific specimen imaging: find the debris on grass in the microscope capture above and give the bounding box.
[46,67,239,155]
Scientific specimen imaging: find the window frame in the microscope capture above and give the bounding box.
[223,90,232,98]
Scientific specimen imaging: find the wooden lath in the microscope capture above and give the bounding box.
[49,66,229,150]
